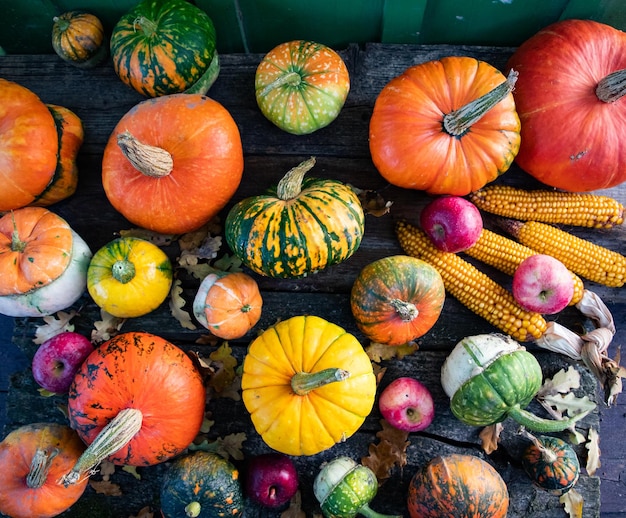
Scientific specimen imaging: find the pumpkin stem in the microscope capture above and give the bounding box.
[507,405,590,433]
[519,427,558,463]
[291,367,350,396]
[26,448,59,489]
[184,502,202,517]
[10,211,26,253]
[52,15,70,31]
[596,68,626,103]
[276,157,317,200]
[389,299,418,322]
[62,407,143,486]
[258,71,303,98]
[442,69,518,137]
[117,131,174,178]
[112,259,136,284]
[133,16,158,38]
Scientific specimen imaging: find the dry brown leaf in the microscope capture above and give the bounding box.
[207,342,238,394]
[350,185,393,217]
[479,423,503,454]
[560,487,584,518]
[91,309,125,344]
[169,279,197,330]
[190,432,247,460]
[585,427,601,476]
[195,334,220,346]
[89,479,122,496]
[361,419,409,482]
[99,460,116,481]
[33,310,77,344]
[281,490,306,518]
[366,341,418,363]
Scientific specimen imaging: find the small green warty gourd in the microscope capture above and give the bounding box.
[313,457,401,518]
[440,334,592,432]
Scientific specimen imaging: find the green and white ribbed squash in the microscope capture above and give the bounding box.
[313,457,401,518]
[225,157,364,279]
[441,334,591,432]
[110,0,219,97]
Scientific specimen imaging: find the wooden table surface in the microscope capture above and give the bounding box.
[1,45,625,517]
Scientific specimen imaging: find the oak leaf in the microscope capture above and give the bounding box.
[33,310,77,344]
[169,279,196,330]
[560,487,584,518]
[361,419,409,482]
[585,427,601,476]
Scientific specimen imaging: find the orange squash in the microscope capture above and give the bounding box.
[31,104,84,207]
[369,56,520,196]
[0,423,88,518]
[0,79,59,211]
[102,93,244,234]
[193,270,263,340]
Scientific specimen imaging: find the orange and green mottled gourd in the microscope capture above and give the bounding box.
[255,40,350,135]
[0,79,58,211]
[64,332,206,486]
[225,157,364,278]
[0,423,89,518]
[407,454,509,518]
[241,315,376,456]
[87,236,173,318]
[0,207,92,317]
[31,104,84,207]
[52,11,108,68]
[369,56,520,195]
[160,451,244,518]
[110,0,219,97]
[350,255,445,346]
[102,93,243,235]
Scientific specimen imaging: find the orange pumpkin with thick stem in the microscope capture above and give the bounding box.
[369,56,520,196]
[506,19,626,192]
[64,332,206,485]
[102,93,244,234]
[0,423,89,518]
[0,79,59,211]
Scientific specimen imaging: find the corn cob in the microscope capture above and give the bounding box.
[465,228,585,305]
[469,185,624,229]
[395,220,547,342]
[498,219,626,287]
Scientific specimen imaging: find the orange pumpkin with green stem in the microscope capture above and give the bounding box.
[369,56,520,196]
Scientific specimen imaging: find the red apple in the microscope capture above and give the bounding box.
[31,331,94,394]
[512,254,574,314]
[245,453,299,509]
[379,377,435,432]
[420,195,483,252]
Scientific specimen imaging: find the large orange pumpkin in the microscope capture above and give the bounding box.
[102,93,244,234]
[0,79,59,211]
[65,332,206,484]
[369,56,520,196]
[507,19,626,192]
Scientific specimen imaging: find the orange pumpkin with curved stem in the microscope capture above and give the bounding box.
[102,93,244,234]
[0,79,58,211]
[369,56,520,196]
[0,423,88,518]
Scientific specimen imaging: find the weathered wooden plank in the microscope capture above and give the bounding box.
[2,44,625,517]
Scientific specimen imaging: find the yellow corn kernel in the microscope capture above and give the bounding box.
[465,228,585,305]
[501,219,626,288]
[395,220,547,342]
[469,185,624,229]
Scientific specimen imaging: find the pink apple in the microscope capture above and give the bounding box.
[420,196,483,252]
[512,254,574,314]
[245,453,299,509]
[31,331,94,394]
[379,377,435,432]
